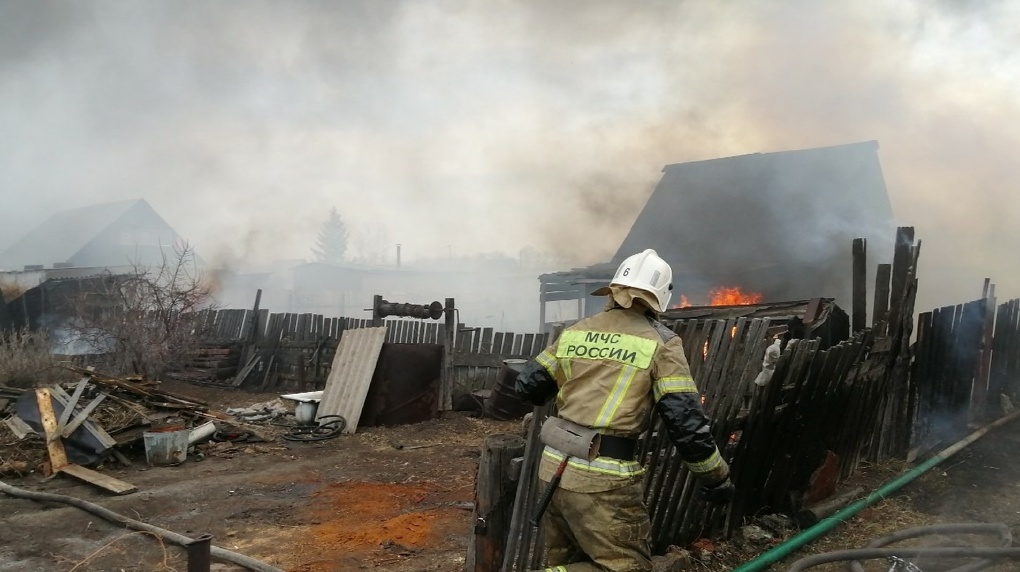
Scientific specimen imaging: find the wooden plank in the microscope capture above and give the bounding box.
[492,332,505,358]
[480,327,494,354]
[873,263,892,330]
[886,226,914,332]
[50,385,117,449]
[852,238,867,333]
[511,334,523,355]
[57,378,89,433]
[501,332,515,355]
[4,415,35,439]
[35,388,69,472]
[60,464,137,495]
[61,393,108,439]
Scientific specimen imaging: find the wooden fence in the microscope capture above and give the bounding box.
[185,308,548,393]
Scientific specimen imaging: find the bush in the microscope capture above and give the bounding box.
[67,243,216,380]
[0,328,63,389]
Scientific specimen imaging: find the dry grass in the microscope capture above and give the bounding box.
[0,328,67,389]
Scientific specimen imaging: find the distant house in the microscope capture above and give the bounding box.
[0,199,193,333]
[540,141,896,330]
[0,198,187,272]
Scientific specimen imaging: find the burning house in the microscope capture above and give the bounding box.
[540,141,895,331]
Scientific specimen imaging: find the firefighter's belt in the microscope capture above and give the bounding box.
[598,434,638,461]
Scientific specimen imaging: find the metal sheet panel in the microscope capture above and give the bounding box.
[315,326,387,433]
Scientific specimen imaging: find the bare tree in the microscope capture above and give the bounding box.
[68,243,216,380]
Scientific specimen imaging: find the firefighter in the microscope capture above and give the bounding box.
[515,249,734,572]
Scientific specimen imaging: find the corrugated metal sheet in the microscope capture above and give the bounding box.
[315,327,387,433]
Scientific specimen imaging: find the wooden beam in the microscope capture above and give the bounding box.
[35,388,69,472]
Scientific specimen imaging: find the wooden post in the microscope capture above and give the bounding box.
[442,298,456,411]
[973,282,996,422]
[886,227,915,334]
[873,263,892,331]
[372,294,384,328]
[852,238,867,333]
[467,434,526,572]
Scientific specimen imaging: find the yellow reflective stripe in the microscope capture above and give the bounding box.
[593,366,637,428]
[560,354,573,380]
[685,449,724,475]
[535,349,559,374]
[543,567,568,572]
[543,447,645,477]
[556,330,656,369]
[653,375,698,401]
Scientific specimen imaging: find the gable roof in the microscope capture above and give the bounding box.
[612,141,895,279]
[0,199,156,270]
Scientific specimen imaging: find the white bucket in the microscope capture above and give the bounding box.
[295,401,319,424]
[143,429,190,465]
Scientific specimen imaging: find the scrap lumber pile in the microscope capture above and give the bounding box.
[166,343,243,386]
[0,367,245,493]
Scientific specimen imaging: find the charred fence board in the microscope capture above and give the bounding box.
[990,299,1020,403]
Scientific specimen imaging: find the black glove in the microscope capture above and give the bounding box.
[698,477,735,505]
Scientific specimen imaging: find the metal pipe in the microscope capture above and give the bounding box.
[187,533,213,572]
[732,408,1020,572]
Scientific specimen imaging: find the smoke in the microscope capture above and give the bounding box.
[2,1,1020,312]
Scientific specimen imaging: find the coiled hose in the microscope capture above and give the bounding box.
[788,523,1020,571]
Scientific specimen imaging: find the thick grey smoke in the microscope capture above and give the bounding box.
[1,1,1019,313]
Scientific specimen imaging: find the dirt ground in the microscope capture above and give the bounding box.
[2,381,1020,572]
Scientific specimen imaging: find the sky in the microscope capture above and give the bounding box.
[1,1,1019,313]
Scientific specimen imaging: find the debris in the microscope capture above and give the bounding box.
[226,399,290,423]
[0,461,29,476]
[739,524,774,545]
[390,441,441,451]
[35,387,137,495]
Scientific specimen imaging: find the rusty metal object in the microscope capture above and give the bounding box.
[360,343,443,427]
[186,533,213,572]
[374,297,444,320]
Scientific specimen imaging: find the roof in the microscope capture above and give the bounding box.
[0,199,167,270]
[612,141,895,279]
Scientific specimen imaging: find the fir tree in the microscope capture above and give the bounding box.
[312,207,350,264]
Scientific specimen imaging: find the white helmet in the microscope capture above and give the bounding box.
[607,249,673,312]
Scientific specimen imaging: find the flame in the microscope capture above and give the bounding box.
[672,286,763,309]
[708,286,763,306]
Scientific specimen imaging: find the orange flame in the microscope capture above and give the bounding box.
[707,286,763,306]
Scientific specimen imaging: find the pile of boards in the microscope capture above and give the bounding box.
[0,367,213,495]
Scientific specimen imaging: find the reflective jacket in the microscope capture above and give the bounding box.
[516,305,729,493]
